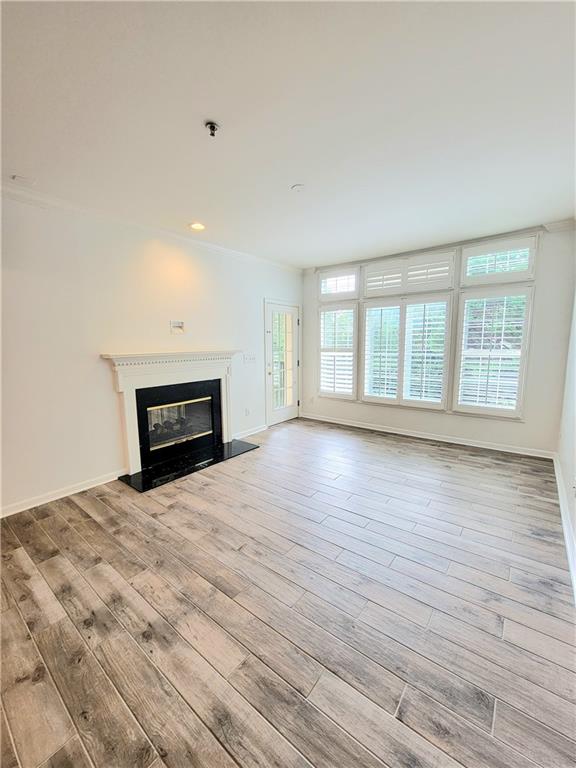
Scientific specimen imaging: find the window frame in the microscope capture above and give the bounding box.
[362,249,456,298]
[318,302,358,400]
[360,292,452,411]
[318,266,360,302]
[452,284,534,419]
[460,235,537,287]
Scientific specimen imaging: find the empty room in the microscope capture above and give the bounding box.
[1,2,575,767]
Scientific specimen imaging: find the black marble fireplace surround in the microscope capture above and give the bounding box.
[119,379,257,492]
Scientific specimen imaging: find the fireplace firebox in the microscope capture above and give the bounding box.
[136,379,222,469]
[117,377,257,492]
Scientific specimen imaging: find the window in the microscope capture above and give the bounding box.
[317,232,536,420]
[403,300,448,404]
[363,297,450,407]
[455,288,531,415]
[364,304,400,399]
[461,236,536,285]
[362,251,455,297]
[319,306,356,397]
[319,268,359,300]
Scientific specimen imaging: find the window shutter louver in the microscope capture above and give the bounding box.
[403,301,448,403]
[364,260,404,296]
[457,293,528,411]
[320,307,355,396]
[364,305,401,399]
[362,252,454,296]
[406,255,453,289]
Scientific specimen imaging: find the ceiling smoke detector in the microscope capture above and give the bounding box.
[204,120,220,137]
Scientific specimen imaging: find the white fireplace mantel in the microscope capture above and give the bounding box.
[101,350,239,475]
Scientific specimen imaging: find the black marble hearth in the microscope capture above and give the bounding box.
[118,438,258,492]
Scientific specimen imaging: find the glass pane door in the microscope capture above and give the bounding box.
[266,302,299,426]
[272,310,294,409]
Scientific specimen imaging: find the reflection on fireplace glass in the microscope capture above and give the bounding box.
[147,396,213,451]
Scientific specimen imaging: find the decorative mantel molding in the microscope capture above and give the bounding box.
[101,350,239,475]
[102,350,238,365]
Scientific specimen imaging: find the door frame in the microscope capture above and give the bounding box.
[264,299,302,427]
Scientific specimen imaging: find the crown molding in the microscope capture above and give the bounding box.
[543,218,576,232]
[2,184,302,274]
[311,223,548,272]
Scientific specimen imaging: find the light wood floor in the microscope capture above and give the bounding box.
[2,419,575,768]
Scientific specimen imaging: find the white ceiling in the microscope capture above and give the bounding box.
[3,2,574,268]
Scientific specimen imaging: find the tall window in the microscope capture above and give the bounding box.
[364,305,400,399]
[403,300,448,403]
[455,289,530,414]
[319,307,356,396]
[363,298,449,407]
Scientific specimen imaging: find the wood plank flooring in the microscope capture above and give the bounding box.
[1,419,575,768]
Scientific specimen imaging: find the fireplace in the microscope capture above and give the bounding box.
[101,351,257,492]
[136,379,222,470]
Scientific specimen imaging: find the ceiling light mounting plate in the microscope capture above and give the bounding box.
[205,120,220,138]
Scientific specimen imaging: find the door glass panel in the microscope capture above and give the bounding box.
[272,311,294,409]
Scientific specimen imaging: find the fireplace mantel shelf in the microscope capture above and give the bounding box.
[101,350,239,368]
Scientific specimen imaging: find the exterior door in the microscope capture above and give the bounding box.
[265,302,300,425]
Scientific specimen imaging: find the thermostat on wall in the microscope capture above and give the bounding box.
[170,320,185,334]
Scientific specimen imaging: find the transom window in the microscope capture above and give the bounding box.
[461,236,536,284]
[319,267,359,301]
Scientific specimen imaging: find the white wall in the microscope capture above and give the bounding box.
[2,194,302,513]
[302,228,575,455]
[557,286,576,593]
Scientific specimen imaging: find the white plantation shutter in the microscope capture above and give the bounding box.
[362,252,454,297]
[406,253,454,291]
[364,259,404,297]
[457,291,529,412]
[403,300,448,403]
[462,236,536,284]
[320,307,355,396]
[364,305,401,399]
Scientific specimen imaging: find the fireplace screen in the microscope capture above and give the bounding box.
[147,396,213,451]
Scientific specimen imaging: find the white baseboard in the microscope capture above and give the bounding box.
[233,425,268,440]
[1,469,127,518]
[553,456,576,603]
[299,412,556,459]
[1,427,268,518]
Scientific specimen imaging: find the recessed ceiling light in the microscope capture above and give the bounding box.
[189,222,205,231]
